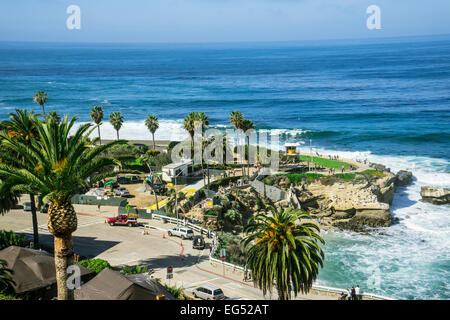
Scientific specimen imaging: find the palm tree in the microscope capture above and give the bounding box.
[194,112,209,135]
[0,114,126,300]
[109,112,124,140]
[229,111,245,176]
[242,207,325,300]
[193,112,209,186]
[240,119,255,178]
[183,112,197,156]
[48,111,61,123]
[33,90,48,114]
[90,105,104,145]
[1,109,40,247]
[229,110,244,130]
[145,115,159,150]
[0,259,15,294]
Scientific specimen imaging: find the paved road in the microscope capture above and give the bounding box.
[1,200,334,300]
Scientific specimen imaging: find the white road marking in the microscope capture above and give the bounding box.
[186,277,221,288]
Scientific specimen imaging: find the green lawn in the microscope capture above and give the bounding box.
[270,169,384,185]
[298,155,355,170]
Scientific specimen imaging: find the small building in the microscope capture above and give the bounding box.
[162,160,194,182]
[284,143,299,155]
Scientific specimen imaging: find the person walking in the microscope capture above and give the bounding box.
[347,288,352,300]
[351,286,356,300]
[355,285,361,300]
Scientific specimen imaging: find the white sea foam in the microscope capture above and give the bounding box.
[307,147,450,299]
[71,119,190,141]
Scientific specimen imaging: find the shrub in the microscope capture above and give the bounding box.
[77,258,112,274]
[120,265,154,275]
[0,230,29,250]
[102,143,141,160]
[163,284,186,300]
[224,209,242,225]
[0,259,15,294]
[361,169,386,178]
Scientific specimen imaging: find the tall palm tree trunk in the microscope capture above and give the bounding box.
[47,201,78,300]
[247,136,250,178]
[54,234,75,300]
[41,104,45,115]
[147,166,159,211]
[29,193,39,248]
[97,126,102,145]
[152,133,156,150]
[116,130,119,140]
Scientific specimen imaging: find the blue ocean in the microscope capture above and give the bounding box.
[0,35,449,299]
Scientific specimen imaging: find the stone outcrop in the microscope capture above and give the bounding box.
[395,170,413,187]
[420,186,450,205]
[272,171,399,231]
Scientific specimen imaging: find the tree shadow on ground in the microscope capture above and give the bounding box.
[119,251,209,271]
[18,232,120,258]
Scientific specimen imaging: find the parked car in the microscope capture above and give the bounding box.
[127,175,140,184]
[107,214,137,227]
[192,284,225,300]
[192,235,205,250]
[23,202,32,211]
[118,176,130,184]
[168,227,194,239]
[113,187,130,197]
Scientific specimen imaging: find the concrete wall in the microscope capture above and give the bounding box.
[249,180,287,202]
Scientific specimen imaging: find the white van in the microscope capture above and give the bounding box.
[168,226,194,239]
[192,284,225,300]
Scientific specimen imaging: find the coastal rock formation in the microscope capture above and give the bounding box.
[395,170,413,187]
[270,171,398,231]
[420,186,450,205]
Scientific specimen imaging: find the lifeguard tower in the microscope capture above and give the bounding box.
[284,143,299,155]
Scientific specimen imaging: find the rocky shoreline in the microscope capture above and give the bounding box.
[266,165,415,231]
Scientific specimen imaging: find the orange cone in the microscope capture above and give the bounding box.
[180,241,183,246]
[163,234,165,239]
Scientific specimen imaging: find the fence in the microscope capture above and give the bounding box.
[71,195,128,207]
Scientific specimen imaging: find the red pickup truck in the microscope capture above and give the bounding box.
[107,214,137,227]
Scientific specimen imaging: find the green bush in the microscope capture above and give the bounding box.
[361,169,386,177]
[0,230,29,250]
[77,258,112,274]
[120,265,154,275]
[163,284,185,300]
[0,259,15,294]
[0,293,17,300]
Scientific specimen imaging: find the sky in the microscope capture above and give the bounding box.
[0,0,449,43]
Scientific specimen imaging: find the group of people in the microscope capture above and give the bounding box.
[328,154,340,160]
[340,285,361,300]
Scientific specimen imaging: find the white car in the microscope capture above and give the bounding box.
[167,226,194,239]
[192,284,225,300]
[113,187,130,197]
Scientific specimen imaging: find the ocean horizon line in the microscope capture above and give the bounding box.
[1,32,450,47]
